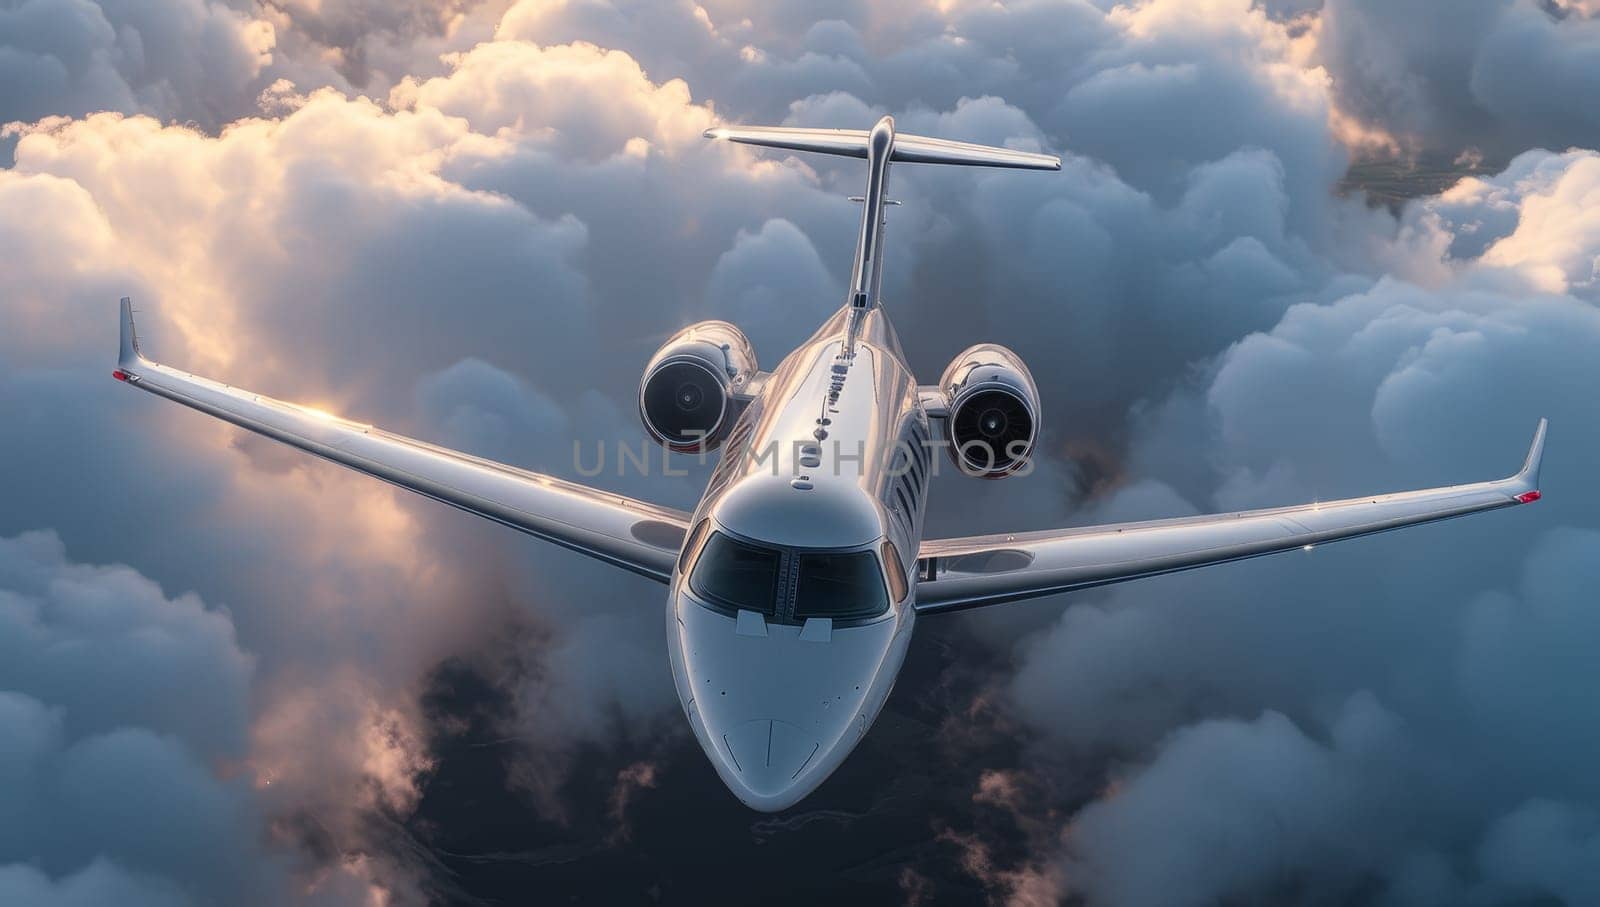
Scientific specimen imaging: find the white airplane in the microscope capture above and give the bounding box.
[113,116,1547,812]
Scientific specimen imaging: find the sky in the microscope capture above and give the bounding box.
[2,0,1599,904]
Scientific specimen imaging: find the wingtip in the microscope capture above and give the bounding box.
[1515,417,1547,494]
[118,295,143,371]
[703,126,724,140]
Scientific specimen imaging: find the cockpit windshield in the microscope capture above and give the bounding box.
[688,531,782,615]
[794,550,888,620]
[687,531,892,623]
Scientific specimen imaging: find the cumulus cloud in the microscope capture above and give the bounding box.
[1003,146,1600,905]
[258,0,496,90]
[486,0,1403,526]
[1032,527,1600,906]
[0,531,290,905]
[0,93,546,902]
[4,0,1600,902]
[0,24,814,891]
[705,218,840,353]
[0,0,274,129]
[1307,0,1600,161]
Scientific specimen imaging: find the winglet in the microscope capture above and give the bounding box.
[1513,417,1547,501]
[115,296,144,378]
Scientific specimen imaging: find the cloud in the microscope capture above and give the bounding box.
[0,859,187,907]
[705,218,840,353]
[4,0,1600,902]
[1033,527,1600,905]
[413,358,690,784]
[1,32,762,852]
[0,0,274,129]
[1479,798,1600,904]
[1062,704,1400,907]
[0,530,251,759]
[257,0,495,91]
[0,96,544,901]
[1308,0,1600,160]
[0,531,297,905]
[1002,147,1600,904]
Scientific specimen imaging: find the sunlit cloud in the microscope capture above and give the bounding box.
[3,0,1600,903]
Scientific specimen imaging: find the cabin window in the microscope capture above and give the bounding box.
[689,532,782,615]
[882,540,908,602]
[793,550,889,621]
[910,422,930,475]
[903,430,925,488]
[894,484,914,520]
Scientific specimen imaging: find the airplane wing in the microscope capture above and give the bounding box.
[112,298,691,582]
[914,420,1547,614]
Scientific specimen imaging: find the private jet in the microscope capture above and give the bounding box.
[113,115,1546,811]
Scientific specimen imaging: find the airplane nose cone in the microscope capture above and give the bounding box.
[719,718,821,811]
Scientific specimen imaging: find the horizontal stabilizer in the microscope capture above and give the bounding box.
[704,125,1061,171]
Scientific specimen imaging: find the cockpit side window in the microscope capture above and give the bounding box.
[679,518,712,574]
[794,550,889,621]
[882,540,908,602]
[688,531,781,615]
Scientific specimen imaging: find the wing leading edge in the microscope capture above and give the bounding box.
[915,421,1547,614]
[113,298,690,582]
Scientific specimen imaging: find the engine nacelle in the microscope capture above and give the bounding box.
[938,343,1040,477]
[639,321,758,452]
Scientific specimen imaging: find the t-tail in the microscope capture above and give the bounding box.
[705,115,1059,311]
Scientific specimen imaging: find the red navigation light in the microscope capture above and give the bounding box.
[1516,490,1542,504]
[112,369,127,382]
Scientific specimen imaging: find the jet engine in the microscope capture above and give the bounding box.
[938,343,1040,477]
[639,321,758,452]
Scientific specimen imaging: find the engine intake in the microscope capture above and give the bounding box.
[639,321,758,452]
[939,343,1039,477]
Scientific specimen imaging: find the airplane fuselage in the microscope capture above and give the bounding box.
[666,304,930,810]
